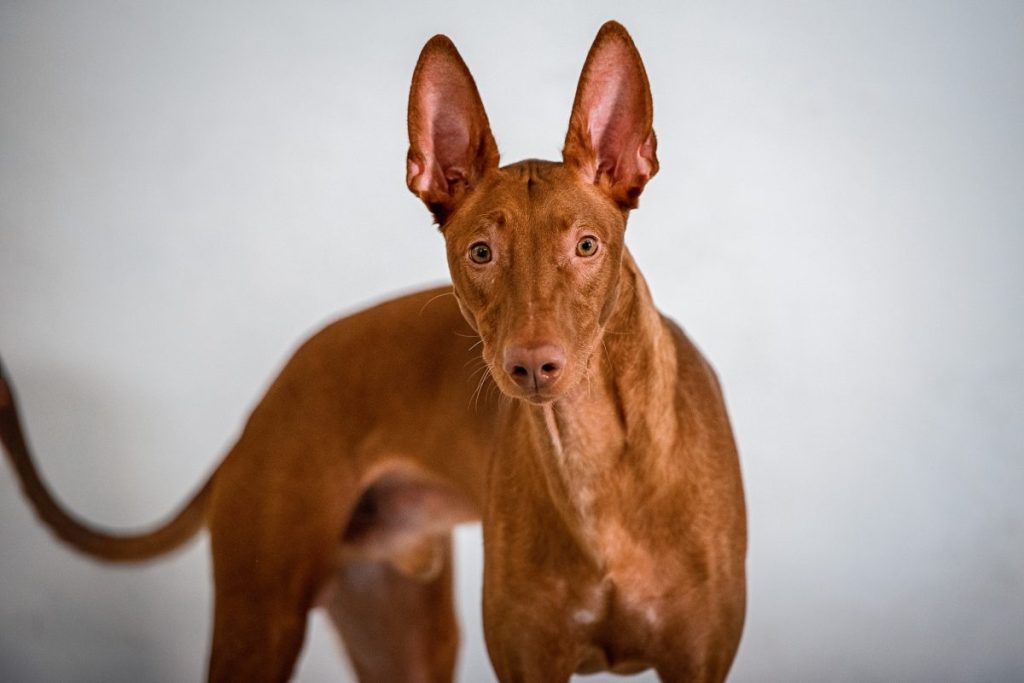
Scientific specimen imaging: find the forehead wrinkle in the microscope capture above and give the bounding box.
[528,189,579,236]
[524,177,574,233]
[497,161,571,282]
[477,208,508,229]
[525,160,554,198]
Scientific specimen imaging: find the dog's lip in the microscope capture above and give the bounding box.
[506,378,568,405]
[487,371,563,404]
[520,389,559,405]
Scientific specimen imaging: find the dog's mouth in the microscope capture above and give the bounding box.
[503,387,565,407]
[512,383,564,405]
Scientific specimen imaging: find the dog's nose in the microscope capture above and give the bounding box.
[503,344,566,391]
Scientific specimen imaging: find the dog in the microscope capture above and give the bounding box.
[1,21,746,682]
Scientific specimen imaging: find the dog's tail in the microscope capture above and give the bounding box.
[0,359,213,563]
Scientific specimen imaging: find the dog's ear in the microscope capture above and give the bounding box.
[563,21,658,210]
[407,35,499,224]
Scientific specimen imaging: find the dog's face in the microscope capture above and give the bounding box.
[406,22,658,403]
[441,162,626,403]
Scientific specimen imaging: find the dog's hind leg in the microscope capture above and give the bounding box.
[204,443,357,683]
[325,535,459,683]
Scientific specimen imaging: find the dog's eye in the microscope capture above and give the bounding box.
[469,242,492,264]
[576,236,599,257]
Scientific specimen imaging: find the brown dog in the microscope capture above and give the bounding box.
[1,21,745,682]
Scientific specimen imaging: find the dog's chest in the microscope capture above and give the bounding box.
[537,401,685,639]
[569,519,669,633]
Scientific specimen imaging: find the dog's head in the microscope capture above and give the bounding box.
[406,22,658,404]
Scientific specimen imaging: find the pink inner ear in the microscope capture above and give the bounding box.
[585,61,627,157]
[428,89,471,181]
[406,36,499,217]
[583,51,647,177]
[409,65,479,199]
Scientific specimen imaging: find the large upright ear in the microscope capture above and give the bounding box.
[407,35,499,224]
[563,21,658,210]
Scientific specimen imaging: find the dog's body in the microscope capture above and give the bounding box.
[1,22,746,682]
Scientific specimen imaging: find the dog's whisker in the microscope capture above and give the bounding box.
[601,338,617,379]
[468,362,490,381]
[419,290,455,316]
[470,362,495,411]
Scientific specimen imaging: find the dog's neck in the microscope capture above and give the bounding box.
[527,249,682,566]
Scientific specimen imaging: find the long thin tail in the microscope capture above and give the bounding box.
[0,359,213,562]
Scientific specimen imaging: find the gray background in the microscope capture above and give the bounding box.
[1,1,1021,681]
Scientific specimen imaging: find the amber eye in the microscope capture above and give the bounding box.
[576,236,599,257]
[469,242,492,264]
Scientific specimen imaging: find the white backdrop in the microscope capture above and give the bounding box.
[1,2,1021,681]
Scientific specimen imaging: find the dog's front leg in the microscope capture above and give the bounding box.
[481,536,589,682]
[481,611,579,683]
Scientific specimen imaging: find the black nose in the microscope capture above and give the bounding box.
[502,344,566,391]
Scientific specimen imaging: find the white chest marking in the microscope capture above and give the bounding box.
[573,608,599,625]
